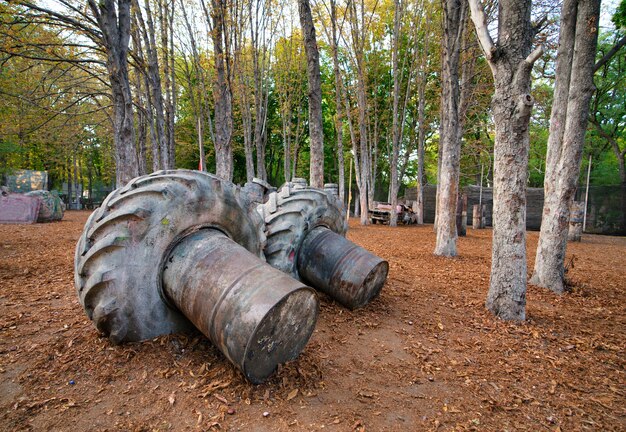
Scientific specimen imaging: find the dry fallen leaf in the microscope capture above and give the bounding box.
[213,394,228,404]
[168,392,176,406]
[286,389,298,401]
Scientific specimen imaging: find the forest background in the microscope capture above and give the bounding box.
[0,0,624,208]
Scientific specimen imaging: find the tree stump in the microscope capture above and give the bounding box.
[568,201,585,242]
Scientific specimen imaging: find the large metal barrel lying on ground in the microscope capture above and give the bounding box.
[74,170,318,383]
[257,179,389,309]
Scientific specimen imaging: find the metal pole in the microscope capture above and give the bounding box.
[583,154,592,232]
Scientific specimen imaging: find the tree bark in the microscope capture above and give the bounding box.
[330,0,345,203]
[298,0,324,189]
[180,0,216,153]
[531,0,601,293]
[249,0,271,182]
[469,0,542,320]
[389,0,403,226]
[134,0,169,170]
[234,41,255,182]
[434,0,466,256]
[210,0,234,180]
[158,0,174,168]
[133,62,148,175]
[88,0,138,187]
[347,0,370,224]
[167,0,176,167]
[137,0,172,169]
[415,22,430,225]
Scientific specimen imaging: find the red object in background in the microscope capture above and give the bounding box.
[0,193,41,224]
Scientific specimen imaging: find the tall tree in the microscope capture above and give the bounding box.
[133,0,170,170]
[434,0,467,255]
[388,0,404,226]
[274,30,308,183]
[469,0,543,320]
[415,10,433,225]
[328,0,346,202]
[179,0,215,172]
[205,0,234,180]
[347,0,373,224]
[89,0,139,186]
[298,0,324,188]
[249,0,275,182]
[531,0,602,293]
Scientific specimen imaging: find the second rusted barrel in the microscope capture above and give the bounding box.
[162,229,318,384]
[297,226,388,309]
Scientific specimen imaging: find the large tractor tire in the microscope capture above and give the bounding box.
[257,182,347,279]
[74,170,265,344]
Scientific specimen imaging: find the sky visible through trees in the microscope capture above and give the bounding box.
[1,0,623,196]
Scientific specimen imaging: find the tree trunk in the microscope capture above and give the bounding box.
[197,117,206,171]
[132,23,161,172]
[434,0,466,256]
[283,120,291,183]
[250,0,271,182]
[298,0,324,189]
[180,0,216,172]
[133,64,148,175]
[89,0,138,187]
[531,0,601,293]
[158,0,174,168]
[211,0,234,180]
[134,0,169,170]
[346,0,369,224]
[230,3,255,182]
[330,0,345,203]
[469,0,543,320]
[167,0,177,167]
[137,105,148,175]
[389,0,403,226]
[357,74,369,225]
[415,25,429,225]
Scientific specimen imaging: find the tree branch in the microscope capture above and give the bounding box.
[594,35,626,73]
[525,45,544,65]
[468,0,496,62]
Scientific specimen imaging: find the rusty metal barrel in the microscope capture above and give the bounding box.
[162,229,319,384]
[296,226,388,309]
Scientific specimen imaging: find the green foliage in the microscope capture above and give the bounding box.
[613,0,626,29]
[588,27,626,185]
[7,0,624,202]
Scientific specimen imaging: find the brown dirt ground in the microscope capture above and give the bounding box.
[0,211,624,431]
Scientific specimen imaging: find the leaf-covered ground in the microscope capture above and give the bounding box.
[1,211,624,431]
